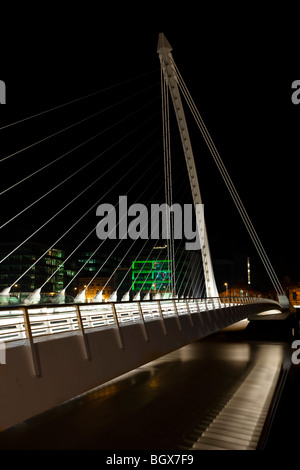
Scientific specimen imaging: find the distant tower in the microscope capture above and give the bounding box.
[0,80,6,104]
[247,257,251,285]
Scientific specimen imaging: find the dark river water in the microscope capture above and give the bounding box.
[0,319,296,451]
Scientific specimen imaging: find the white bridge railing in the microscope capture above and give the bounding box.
[0,296,268,344]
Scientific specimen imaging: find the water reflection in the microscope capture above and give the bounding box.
[0,328,290,450]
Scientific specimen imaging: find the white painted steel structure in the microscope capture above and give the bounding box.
[157,33,219,298]
[0,296,275,345]
[0,296,281,431]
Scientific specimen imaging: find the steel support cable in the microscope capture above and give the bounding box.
[166,84,176,295]
[65,148,165,293]
[101,137,184,296]
[162,182,194,297]
[166,155,201,298]
[43,116,176,294]
[0,94,160,201]
[87,217,158,294]
[109,130,185,296]
[175,246,202,298]
[84,216,161,297]
[0,120,159,265]
[172,63,272,280]
[130,232,175,297]
[44,192,159,292]
[175,68,284,295]
[188,253,203,298]
[0,83,158,166]
[50,126,191,297]
[0,112,162,264]
[101,181,173,296]
[161,69,170,283]
[155,171,191,297]
[184,102,284,295]
[69,121,183,298]
[174,227,206,299]
[175,259,189,297]
[0,100,160,233]
[138,166,193,294]
[0,174,104,265]
[0,68,159,131]
[138,247,166,295]
[161,71,206,299]
[127,239,168,297]
[177,84,282,293]
[162,79,210,300]
[161,71,174,293]
[78,238,159,297]
[105,166,182,297]
[97,210,166,295]
[10,129,163,289]
[192,255,206,298]
[129,240,162,294]
[193,265,206,298]
[145,247,177,298]
[178,262,189,297]
[143,256,168,299]
[6,124,163,290]
[10,210,97,290]
[176,245,203,299]
[181,253,196,298]
[161,71,177,295]
[171,246,188,296]
[173,63,284,295]
[151,107,199,299]
[156,253,179,297]
[111,201,188,299]
[186,257,200,298]
[110,237,154,295]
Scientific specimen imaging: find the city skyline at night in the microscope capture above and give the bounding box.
[1,21,299,297]
[1,5,300,456]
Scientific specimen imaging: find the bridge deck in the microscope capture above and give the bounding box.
[0,297,281,432]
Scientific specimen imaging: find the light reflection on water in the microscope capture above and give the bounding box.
[0,328,290,450]
[139,339,286,384]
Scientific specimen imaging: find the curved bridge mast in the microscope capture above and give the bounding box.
[157,33,218,298]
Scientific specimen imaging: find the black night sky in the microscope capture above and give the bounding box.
[1,5,300,289]
[1,7,300,460]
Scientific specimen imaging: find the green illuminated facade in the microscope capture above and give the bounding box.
[132,259,172,293]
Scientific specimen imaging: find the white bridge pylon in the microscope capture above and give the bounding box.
[157,33,218,298]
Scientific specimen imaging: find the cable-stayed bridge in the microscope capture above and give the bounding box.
[0,34,291,433]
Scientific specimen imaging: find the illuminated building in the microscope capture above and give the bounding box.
[131,259,172,293]
[282,276,300,306]
[75,250,122,277]
[76,276,114,302]
[71,250,123,301]
[0,242,74,294]
[218,282,262,299]
[130,248,203,298]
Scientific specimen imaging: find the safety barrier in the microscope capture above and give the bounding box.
[0,295,280,430]
[0,296,264,344]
